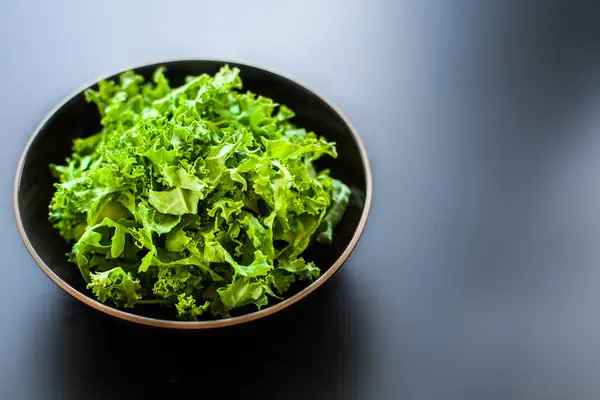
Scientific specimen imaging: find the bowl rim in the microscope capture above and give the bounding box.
[13,57,373,329]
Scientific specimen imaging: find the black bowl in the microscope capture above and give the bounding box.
[14,59,372,329]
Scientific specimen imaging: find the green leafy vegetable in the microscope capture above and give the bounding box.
[48,65,350,320]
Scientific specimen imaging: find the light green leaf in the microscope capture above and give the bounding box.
[49,65,349,320]
[149,188,202,215]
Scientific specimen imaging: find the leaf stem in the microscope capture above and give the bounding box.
[136,299,174,305]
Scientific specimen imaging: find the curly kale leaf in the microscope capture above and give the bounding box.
[49,65,351,320]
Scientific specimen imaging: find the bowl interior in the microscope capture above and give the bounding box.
[16,60,369,322]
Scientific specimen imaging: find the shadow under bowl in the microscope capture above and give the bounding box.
[14,59,372,329]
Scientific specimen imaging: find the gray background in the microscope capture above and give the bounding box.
[2,0,600,399]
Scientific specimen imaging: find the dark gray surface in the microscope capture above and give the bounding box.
[2,1,600,399]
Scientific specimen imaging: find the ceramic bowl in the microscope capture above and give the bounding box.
[14,59,372,329]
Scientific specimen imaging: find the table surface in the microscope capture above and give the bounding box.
[3,1,600,399]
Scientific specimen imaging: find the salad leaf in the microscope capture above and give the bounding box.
[176,294,210,320]
[87,267,141,308]
[48,65,351,320]
[317,178,352,243]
